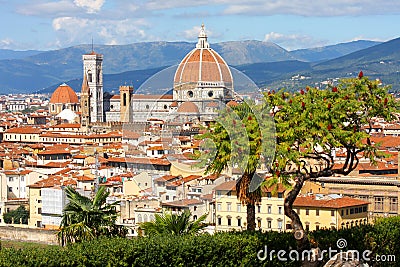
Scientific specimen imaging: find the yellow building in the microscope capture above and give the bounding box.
[293,195,369,231]
[28,186,43,228]
[214,180,287,232]
[302,175,400,220]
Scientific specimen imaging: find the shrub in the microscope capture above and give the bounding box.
[0,216,399,266]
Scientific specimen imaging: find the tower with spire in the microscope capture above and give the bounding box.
[82,49,104,123]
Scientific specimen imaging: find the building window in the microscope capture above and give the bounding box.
[123,93,127,106]
[237,204,241,212]
[193,215,197,220]
[217,217,221,225]
[257,219,261,228]
[278,192,283,198]
[390,197,398,212]
[306,209,309,215]
[375,197,384,211]
[257,205,261,213]
[227,217,231,226]
[38,208,42,214]
[217,203,221,211]
[278,207,282,214]
[278,221,283,230]
[237,218,241,227]
[227,203,231,211]
[316,225,320,231]
[267,220,272,229]
[8,177,13,182]
[331,210,335,216]
[267,192,272,198]
[8,187,12,192]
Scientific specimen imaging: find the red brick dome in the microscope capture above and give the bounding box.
[177,101,199,113]
[174,24,232,90]
[50,83,79,104]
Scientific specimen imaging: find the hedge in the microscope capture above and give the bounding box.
[0,216,398,266]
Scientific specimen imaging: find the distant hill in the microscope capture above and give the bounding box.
[252,37,400,91]
[291,40,380,62]
[0,39,380,94]
[0,49,43,60]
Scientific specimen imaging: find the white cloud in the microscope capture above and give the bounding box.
[17,1,78,16]
[222,0,400,16]
[73,0,105,13]
[52,16,151,47]
[264,32,327,50]
[0,38,14,49]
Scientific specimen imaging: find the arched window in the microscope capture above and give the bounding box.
[87,70,92,82]
[137,214,142,223]
[123,93,127,106]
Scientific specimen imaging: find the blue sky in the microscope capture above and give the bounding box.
[0,0,399,51]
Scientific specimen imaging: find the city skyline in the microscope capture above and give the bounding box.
[0,0,399,51]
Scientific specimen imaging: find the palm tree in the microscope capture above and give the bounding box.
[57,186,126,246]
[140,210,207,236]
[198,102,275,230]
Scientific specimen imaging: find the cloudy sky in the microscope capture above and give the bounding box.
[1,0,399,51]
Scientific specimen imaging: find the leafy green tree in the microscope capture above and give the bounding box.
[264,73,398,254]
[3,205,29,224]
[140,210,207,236]
[57,186,126,246]
[198,102,275,230]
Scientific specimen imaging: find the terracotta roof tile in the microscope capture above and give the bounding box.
[293,195,369,209]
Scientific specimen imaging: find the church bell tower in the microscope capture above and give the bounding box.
[82,50,104,123]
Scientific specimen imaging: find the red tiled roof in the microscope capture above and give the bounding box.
[161,198,203,207]
[154,175,180,182]
[38,149,71,155]
[76,175,94,181]
[214,180,236,191]
[108,157,171,166]
[52,123,81,128]
[293,196,369,209]
[28,176,62,188]
[5,127,42,134]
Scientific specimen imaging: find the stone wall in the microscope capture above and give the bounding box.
[0,225,58,245]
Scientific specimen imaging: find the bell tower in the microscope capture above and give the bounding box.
[83,50,104,123]
[119,85,133,122]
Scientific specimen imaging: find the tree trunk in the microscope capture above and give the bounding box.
[284,175,318,267]
[246,203,256,231]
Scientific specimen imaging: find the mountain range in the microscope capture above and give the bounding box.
[1,38,399,95]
